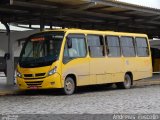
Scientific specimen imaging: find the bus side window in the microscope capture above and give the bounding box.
[65,37,78,58]
[87,35,105,57]
[105,36,121,57]
[120,36,136,57]
[135,37,149,57]
[64,37,78,58]
[68,37,79,57]
[63,34,86,63]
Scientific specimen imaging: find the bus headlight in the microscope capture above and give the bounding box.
[48,66,57,76]
[16,71,22,78]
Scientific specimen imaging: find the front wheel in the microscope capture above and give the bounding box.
[116,74,132,89]
[63,77,76,95]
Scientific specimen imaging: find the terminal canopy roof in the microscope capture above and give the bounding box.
[0,0,160,37]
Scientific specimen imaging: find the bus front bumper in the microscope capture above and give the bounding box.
[16,73,62,90]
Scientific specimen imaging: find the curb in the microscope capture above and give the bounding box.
[134,79,160,87]
[0,90,19,96]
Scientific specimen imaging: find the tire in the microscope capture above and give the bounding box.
[116,74,132,89]
[63,77,76,95]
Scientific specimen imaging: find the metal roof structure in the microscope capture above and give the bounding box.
[0,0,160,36]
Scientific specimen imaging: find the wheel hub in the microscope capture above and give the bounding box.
[66,81,73,91]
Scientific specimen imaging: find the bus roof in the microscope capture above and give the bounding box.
[42,28,148,37]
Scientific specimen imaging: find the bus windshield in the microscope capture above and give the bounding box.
[19,32,64,68]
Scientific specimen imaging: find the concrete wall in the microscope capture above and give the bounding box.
[0,30,39,57]
[0,30,39,72]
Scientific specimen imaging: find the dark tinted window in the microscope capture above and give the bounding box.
[105,36,121,57]
[87,35,105,57]
[120,37,136,57]
[135,37,149,57]
[19,32,64,68]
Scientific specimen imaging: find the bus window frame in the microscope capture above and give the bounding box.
[135,37,150,57]
[120,36,136,57]
[105,35,121,58]
[62,33,88,64]
[87,34,105,58]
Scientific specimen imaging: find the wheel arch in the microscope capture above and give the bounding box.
[65,74,77,86]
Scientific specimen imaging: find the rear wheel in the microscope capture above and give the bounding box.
[63,77,75,95]
[116,74,132,89]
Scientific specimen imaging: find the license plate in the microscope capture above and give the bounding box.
[29,86,38,89]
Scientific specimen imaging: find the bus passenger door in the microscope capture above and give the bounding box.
[135,37,152,79]
[87,35,106,84]
[120,37,136,77]
[105,36,124,83]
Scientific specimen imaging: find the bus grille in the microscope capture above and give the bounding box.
[24,74,33,77]
[23,73,46,78]
[25,81,43,86]
[35,73,45,77]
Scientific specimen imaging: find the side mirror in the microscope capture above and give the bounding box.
[67,37,72,48]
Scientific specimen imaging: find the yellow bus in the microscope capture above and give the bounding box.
[16,29,152,95]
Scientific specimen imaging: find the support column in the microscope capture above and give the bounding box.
[2,22,14,85]
[40,14,45,31]
[40,21,44,31]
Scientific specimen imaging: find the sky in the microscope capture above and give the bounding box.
[119,0,160,9]
[0,23,32,31]
[0,0,160,31]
